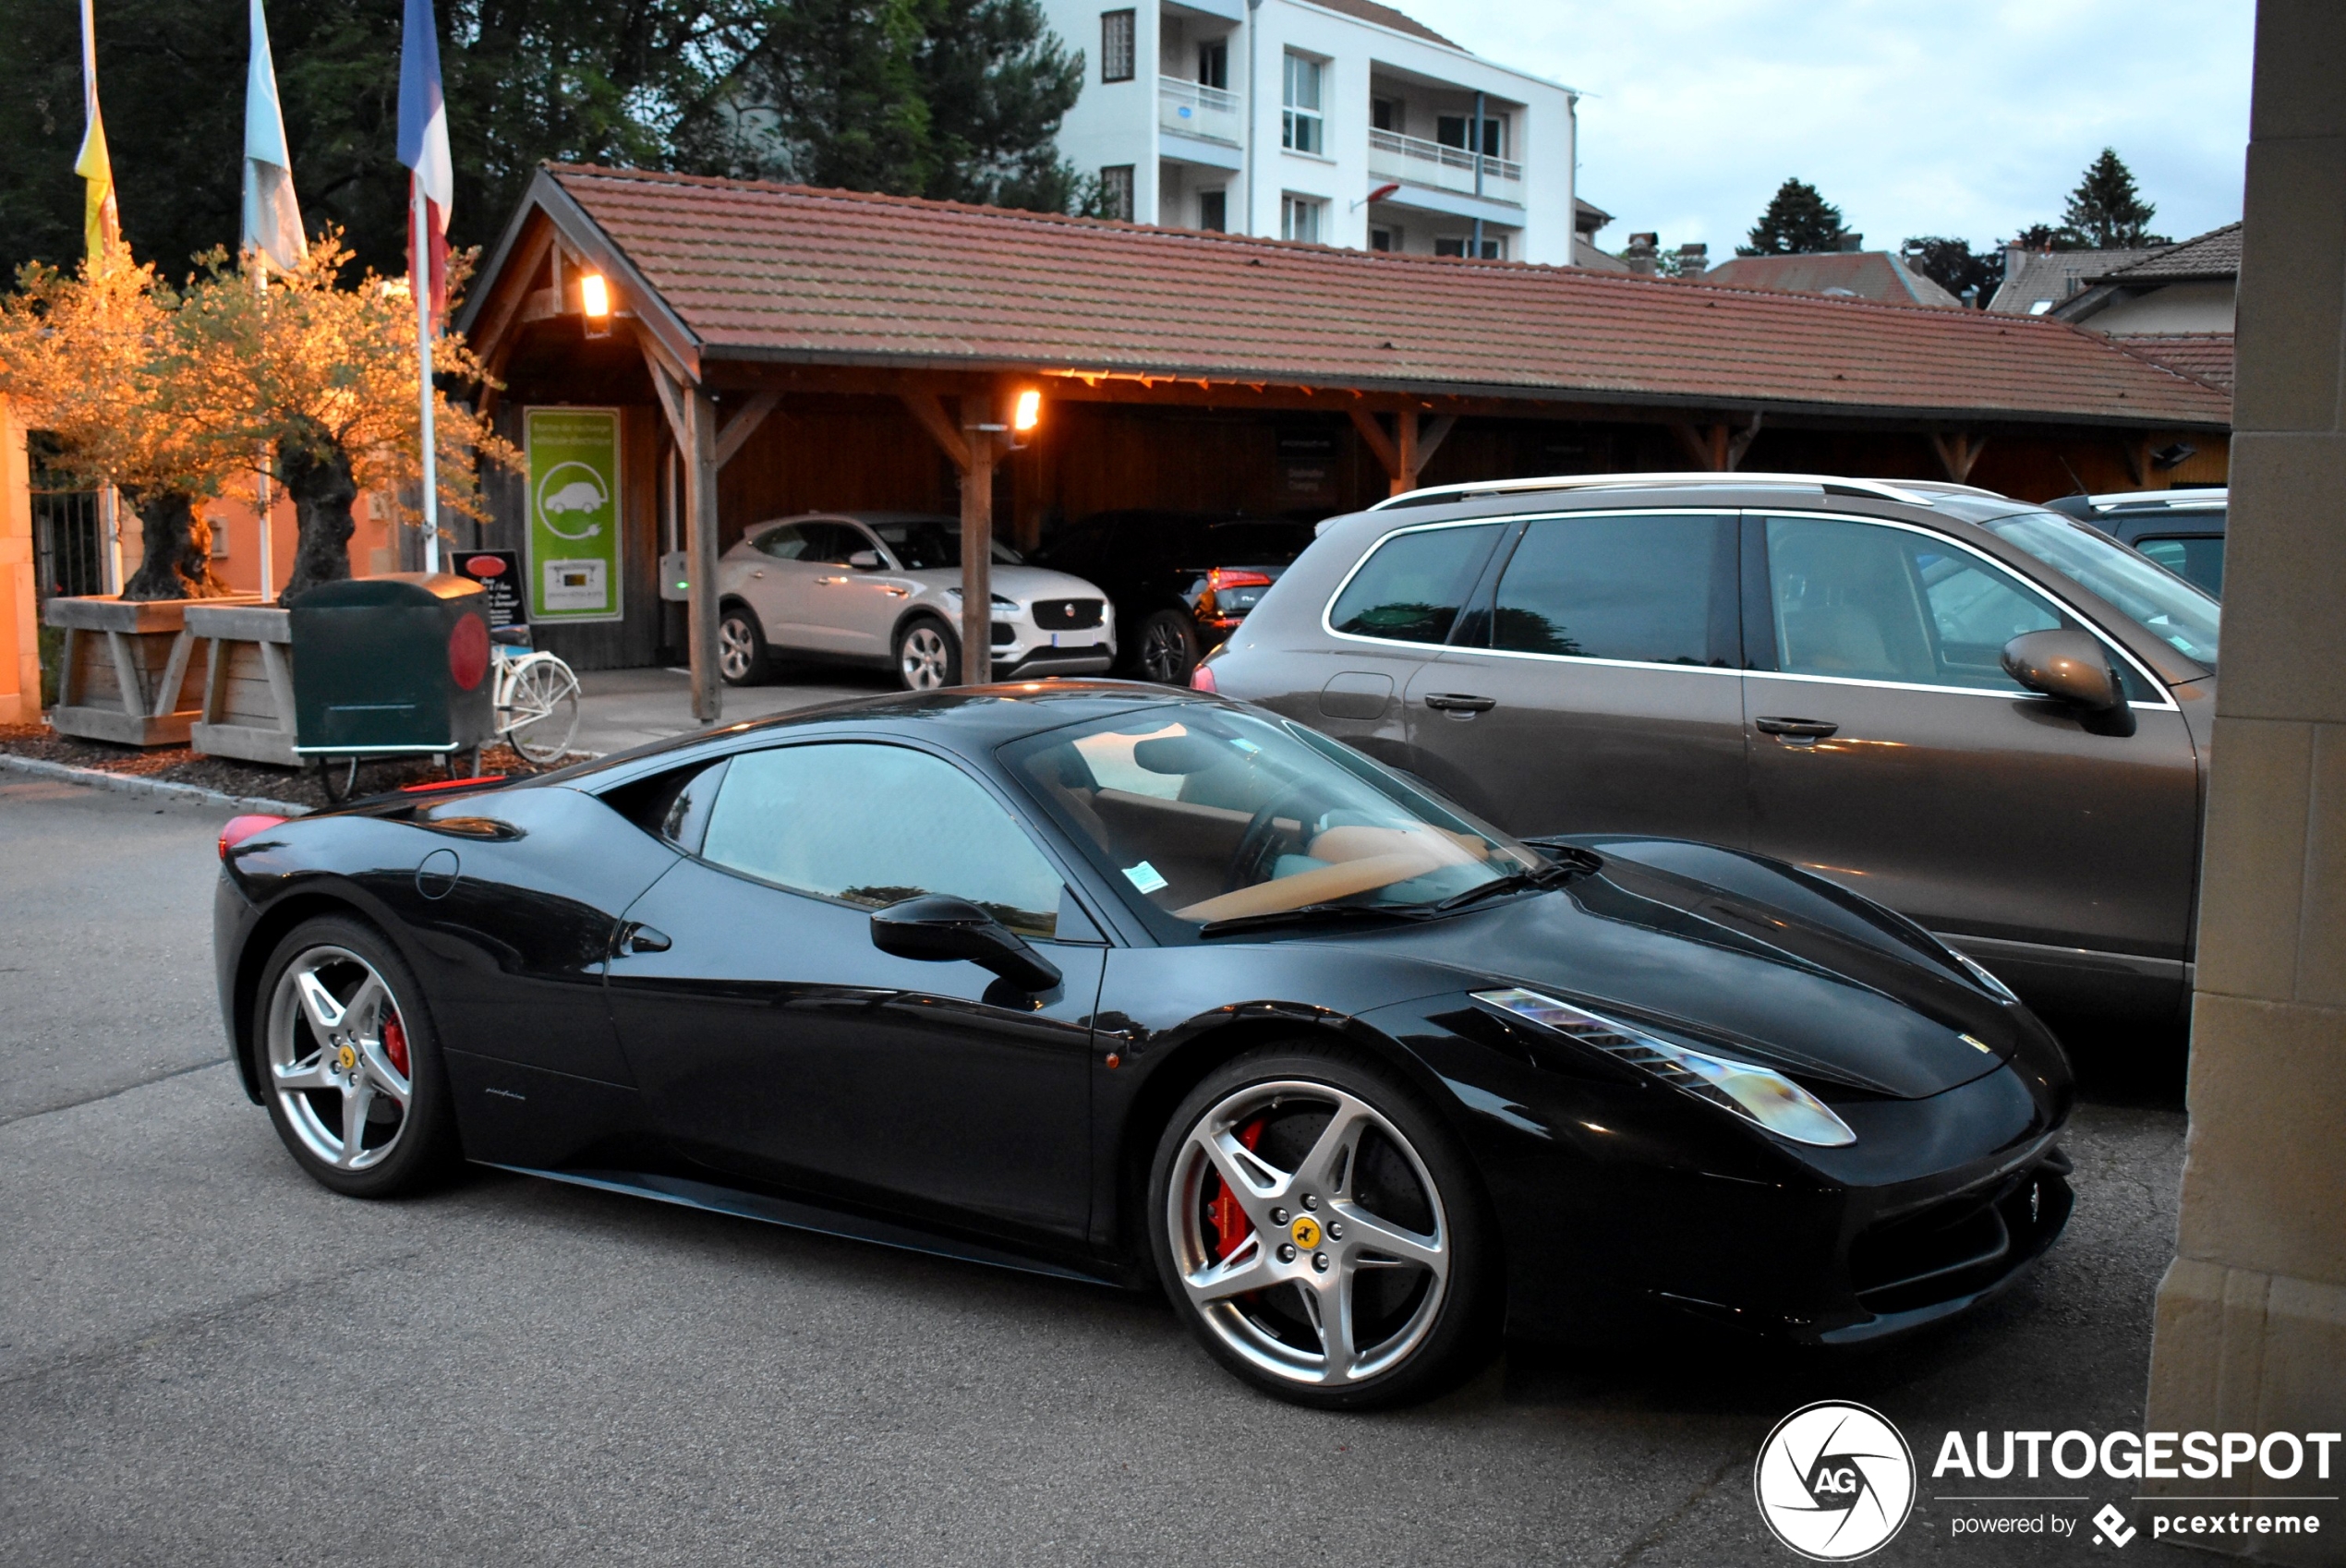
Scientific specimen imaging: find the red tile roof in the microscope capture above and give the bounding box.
[1298,0,1458,47]
[2101,223,2242,283]
[2115,333,2235,392]
[1699,251,1964,309]
[515,165,2231,429]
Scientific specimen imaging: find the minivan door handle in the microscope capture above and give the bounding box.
[1423,693,1497,714]
[1754,717,1839,740]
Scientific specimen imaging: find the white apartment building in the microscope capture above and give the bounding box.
[1041,0,1578,264]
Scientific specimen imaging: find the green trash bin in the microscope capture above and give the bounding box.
[288,573,495,791]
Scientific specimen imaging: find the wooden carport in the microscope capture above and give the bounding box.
[457,164,2233,723]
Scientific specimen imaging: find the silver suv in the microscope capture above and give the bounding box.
[1200,472,2223,1022]
[717,512,1118,690]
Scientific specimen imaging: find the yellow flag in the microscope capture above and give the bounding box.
[73,103,120,262]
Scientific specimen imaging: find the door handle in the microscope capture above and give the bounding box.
[1422,693,1496,714]
[623,923,671,954]
[749,569,765,579]
[1755,717,1839,740]
[816,575,848,585]
[884,587,909,598]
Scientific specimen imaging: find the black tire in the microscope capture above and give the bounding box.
[1133,608,1200,684]
[315,755,359,803]
[718,605,768,686]
[1145,1044,1499,1409]
[894,614,961,691]
[254,915,462,1198]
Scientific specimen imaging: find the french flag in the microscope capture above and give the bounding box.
[396,0,452,326]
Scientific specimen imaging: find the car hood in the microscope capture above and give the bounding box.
[1328,843,2033,1100]
[917,565,1110,605]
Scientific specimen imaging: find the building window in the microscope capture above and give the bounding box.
[1282,53,1324,154]
[1281,196,1324,244]
[1372,97,1401,133]
[1198,39,1227,90]
[1369,225,1399,252]
[1436,235,1505,259]
[1099,164,1135,222]
[1101,9,1135,82]
[1437,114,1504,157]
[1198,189,1227,232]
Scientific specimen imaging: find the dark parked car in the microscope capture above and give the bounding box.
[215,683,2071,1407]
[2046,488,2227,597]
[1202,472,2223,1023]
[1036,513,1316,684]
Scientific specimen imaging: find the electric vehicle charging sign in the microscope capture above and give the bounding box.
[525,407,623,622]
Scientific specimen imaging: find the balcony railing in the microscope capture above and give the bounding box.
[1159,76,1242,145]
[1366,127,1523,203]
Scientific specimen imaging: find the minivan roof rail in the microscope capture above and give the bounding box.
[1369,471,1980,512]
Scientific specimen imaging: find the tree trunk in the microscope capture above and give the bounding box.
[279,439,357,603]
[119,488,233,601]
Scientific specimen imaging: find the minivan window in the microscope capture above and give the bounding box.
[700,743,1061,936]
[1327,523,1502,645]
[2134,536,2225,597]
[1763,516,2068,693]
[1490,513,1735,666]
[1985,510,2220,667]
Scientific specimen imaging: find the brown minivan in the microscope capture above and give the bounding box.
[1202,473,2223,1022]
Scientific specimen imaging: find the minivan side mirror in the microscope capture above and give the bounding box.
[847,549,884,571]
[870,894,1063,992]
[2002,630,2135,734]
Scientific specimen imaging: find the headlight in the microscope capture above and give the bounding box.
[1472,987,1856,1148]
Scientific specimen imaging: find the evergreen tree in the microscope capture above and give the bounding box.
[1901,236,2001,307]
[2062,148,2169,248]
[1739,178,1850,257]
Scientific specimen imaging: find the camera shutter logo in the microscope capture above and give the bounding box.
[1753,1401,1916,1561]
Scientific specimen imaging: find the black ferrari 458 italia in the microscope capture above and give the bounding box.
[214,682,2074,1406]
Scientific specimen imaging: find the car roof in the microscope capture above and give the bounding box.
[565,681,1210,788]
[1369,471,2006,514]
[2059,488,2227,513]
[749,511,960,530]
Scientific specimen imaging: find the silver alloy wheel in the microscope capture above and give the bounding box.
[501,656,580,763]
[1167,1080,1450,1388]
[718,616,758,681]
[1140,617,1191,682]
[900,623,952,690]
[265,945,413,1172]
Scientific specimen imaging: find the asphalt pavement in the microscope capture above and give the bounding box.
[0,777,2197,1565]
[573,665,896,757]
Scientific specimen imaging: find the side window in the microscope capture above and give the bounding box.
[700,743,1063,936]
[2135,536,2225,597]
[796,523,866,565]
[754,525,809,561]
[1327,523,1502,645]
[1491,513,1736,665]
[1763,516,2064,692]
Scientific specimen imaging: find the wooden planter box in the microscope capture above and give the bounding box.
[186,602,298,767]
[43,595,256,748]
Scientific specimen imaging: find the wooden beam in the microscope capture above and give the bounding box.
[685,388,722,725]
[2121,435,2152,488]
[1929,430,1988,484]
[1348,408,1400,482]
[1671,420,1728,471]
[467,218,556,366]
[1393,411,1421,498]
[1725,411,1764,471]
[1416,415,1457,472]
[637,324,693,451]
[713,390,781,469]
[959,393,997,685]
[901,391,973,475]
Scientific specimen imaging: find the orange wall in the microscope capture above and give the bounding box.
[199,474,401,597]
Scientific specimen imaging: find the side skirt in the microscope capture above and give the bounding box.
[478,1162,1123,1287]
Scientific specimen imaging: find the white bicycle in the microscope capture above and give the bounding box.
[490,631,581,765]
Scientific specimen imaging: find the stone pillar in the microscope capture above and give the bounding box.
[2144,4,2346,1561]
[0,398,38,723]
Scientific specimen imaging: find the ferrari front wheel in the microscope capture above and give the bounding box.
[1148,1047,1498,1408]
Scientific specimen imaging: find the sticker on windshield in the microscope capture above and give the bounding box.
[1123,861,1169,894]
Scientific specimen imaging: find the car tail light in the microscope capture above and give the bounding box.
[1205,568,1274,592]
[219,814,287,860]
[1190,661,1218,693]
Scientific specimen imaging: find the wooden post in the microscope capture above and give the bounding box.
[960,393,996,686]
[685,388,722,724]
[1393,412,1419,499]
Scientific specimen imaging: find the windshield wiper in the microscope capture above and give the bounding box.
[1196,901,1436,938]
[1425,863,1578,914]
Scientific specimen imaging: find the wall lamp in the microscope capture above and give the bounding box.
[1351,181,1401,211]
[580,271,612,338]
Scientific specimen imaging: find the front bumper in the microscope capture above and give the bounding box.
[996,626,1115,678]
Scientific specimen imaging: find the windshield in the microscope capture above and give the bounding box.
[1985,510,2220,669]
[1004,706,1542,935]
[870,518,1024,571]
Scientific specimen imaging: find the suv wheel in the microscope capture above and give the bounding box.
[895,615,961,691]
[718,607,768,685]
[1135,609,1200,684]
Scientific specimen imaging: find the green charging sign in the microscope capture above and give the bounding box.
[524,406,623,622]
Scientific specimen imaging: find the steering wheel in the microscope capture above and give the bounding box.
[1222,786,1318,893]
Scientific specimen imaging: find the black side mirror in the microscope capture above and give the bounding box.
[847,549,884,571]
[870,894,1063,993]
[2002,629,2135,735]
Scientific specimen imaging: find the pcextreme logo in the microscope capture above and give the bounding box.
[1755,1401,1917,1561]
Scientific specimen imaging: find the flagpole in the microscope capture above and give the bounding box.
[79,0,124,597]
[412,178,439,574]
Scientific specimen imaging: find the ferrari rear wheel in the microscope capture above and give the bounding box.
[257,916,459,1198]
[1148,1047,1497,1408]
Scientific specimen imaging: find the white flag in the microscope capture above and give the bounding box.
[241,0,305,271]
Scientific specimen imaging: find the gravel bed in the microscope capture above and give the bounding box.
[0,725,574,811]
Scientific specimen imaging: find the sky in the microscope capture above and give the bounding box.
[1405,0,2255,258]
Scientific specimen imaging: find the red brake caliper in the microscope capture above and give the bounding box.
[1206,1117,1265,1260]
[382,1012,410,1079]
